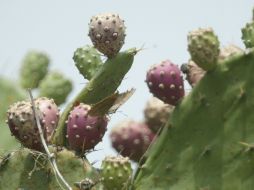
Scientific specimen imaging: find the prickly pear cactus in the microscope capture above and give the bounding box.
[101,156,132,190]
[73,45,103,80]
[20,51,50,89]
[0,77,25,151]
[134,49,254,190]
[0,148,99,190]
[38,71,72,105]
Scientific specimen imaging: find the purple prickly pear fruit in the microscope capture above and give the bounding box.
[66,103,108,152]
[88,13,126,58]
[146,60,185,106]
[181,60,206,87]
[36,97,60,141]
[110,120,155,162]
[6,97,59,151]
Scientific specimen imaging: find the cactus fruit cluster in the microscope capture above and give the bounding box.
[1,6,254,190]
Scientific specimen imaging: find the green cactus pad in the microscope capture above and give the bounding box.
[187,28,220,71]
[0,148,99,190]
[38,71,72,105]
[101,156,132,190]
[53,48,137,147]
[242,21,254,48]
[0,77,25,152]
[20,51,50,89]
[134,49,254,190]
[73,45,103,80]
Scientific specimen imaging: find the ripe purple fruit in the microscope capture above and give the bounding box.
[66,103,108,152]
[110,120,155,162]
[6,97,59,151]
[146,60,185,106]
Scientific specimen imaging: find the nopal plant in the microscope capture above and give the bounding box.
[0,6,254,190]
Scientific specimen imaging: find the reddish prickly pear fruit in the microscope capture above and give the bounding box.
[181,60,206,87]
[110,120,155,162]
[144,97,174,132]
[66,103,108,152]
[6,97,59,151]
[88,13,126,58]
[146,60,185,106]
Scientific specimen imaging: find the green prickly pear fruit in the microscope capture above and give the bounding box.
[6,97,59,151]
[73,45,103,80]
[101,155,132,190]
[88,13,126,58]
[20,51,50,89]
[144,97,174,133]
[181,60,206,87]
[0,147,98,189]
[187,28,220,71]
[219,44,244,61]
[241,21,254,48]
[39,71,72,105]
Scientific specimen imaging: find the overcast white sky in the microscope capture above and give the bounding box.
[0,0,253,166]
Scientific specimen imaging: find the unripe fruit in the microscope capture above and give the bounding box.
[73,45,103,80]
[101,155,132,190]
[187,28,220,71]
[144,97,174,132]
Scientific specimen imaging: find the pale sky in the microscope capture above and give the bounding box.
[0,0,253,167]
